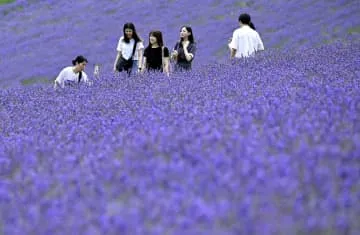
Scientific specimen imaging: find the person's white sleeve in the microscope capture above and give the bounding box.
[137,41,144,50]
[256,33,264,51]
[228,31,238,50]
[116,37,123,52]
[54,69,65,89]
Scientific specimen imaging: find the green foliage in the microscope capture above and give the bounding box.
[0,0,15,5]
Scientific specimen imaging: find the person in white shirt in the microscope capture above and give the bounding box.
[113,22,144,75]
[54,55,91,89]
[229,13,264,59]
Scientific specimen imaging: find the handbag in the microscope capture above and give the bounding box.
[116,40,137,73]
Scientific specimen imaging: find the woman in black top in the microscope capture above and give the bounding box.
[171,26,196,71]
[142,30,170,76]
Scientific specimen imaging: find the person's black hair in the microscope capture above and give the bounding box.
[123,22,141,43]
[147,30,164,48]
[238,13,256,30]
[179,26,195,43]
[72,55,88,65]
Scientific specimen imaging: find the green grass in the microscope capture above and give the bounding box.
[20,77,52,86]
[348,26,360,34]
[235,1,248,8]
[0,0,15,5]
[1,1,23,16]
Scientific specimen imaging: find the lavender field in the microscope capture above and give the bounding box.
[1,0,360,234]
[0,0,359,86]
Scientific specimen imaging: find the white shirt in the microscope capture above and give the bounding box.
[229,25,264,58]
[54,66,90,89]
[116,36,144,60]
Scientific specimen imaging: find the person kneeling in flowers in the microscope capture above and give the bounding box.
[54,55,92,89]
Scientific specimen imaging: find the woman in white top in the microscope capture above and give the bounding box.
[54,55,91,89]
[229,13,264,59]
[113,22,144,75]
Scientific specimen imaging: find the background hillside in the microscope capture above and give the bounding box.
[0,0,359,86]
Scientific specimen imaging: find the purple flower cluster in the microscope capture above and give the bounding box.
[0,0,359,86]
[1,40,360,234]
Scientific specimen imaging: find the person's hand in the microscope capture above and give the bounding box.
[182,41,189,49]
[171,50,178,60]
[172,50,178,57]
[140,67,145,75]
[87,80,94,87]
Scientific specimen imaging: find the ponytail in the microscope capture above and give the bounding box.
[249,22,256,30]
[238,13,256,30]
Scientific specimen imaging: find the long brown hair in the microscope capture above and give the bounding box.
[147,30,164,47]
[123,22,142,43]
[180,26,195,43]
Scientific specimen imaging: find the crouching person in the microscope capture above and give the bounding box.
[54,55,92,89]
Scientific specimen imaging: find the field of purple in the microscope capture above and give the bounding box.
[1,0,360,234]
[0,0,359,86]
[1,41,360,234]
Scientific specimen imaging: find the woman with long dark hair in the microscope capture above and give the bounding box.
[171,26,197,71]
[54,55,91,89]
[141,30,170,76]
[228,13,264,58]
[114,22,144,75]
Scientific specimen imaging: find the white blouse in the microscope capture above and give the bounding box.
[116,36,144,60]
[229,25,264,58]
[54,66,90,89]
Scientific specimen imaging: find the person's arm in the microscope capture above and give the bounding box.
[54,80,61,89]
[114,52,121,72]
[137,49,144,72]
[183,45,194,62]
[228,31,238,59]
[230,48,237,59]
[184,43,196,62]
[141,47,149,74]
[171,42,179,61]
[256,33,265,51]
[141,56,147,74]
[163,57,170,76]
[163,47,170,76]
[137,42,144,72]
[114,38,123,71]
[54,69,65,89]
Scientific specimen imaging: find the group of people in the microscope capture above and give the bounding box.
[54,13,264,89]
[113,23,196,77]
